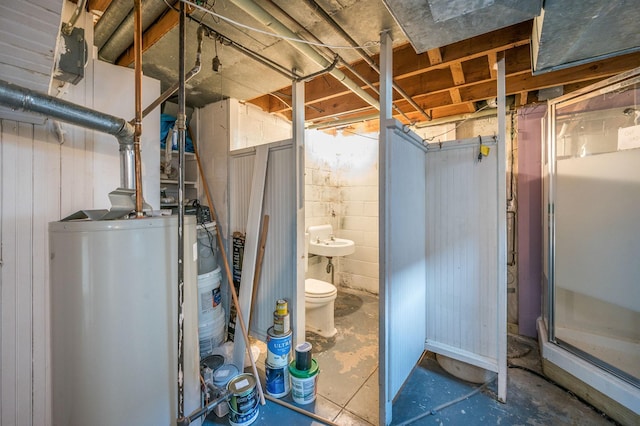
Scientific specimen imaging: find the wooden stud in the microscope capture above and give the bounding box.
[487,51,498,79]
[428,48,443,65]
[450,62,466,85]
[449,88,462,104]
[518,91,528,106]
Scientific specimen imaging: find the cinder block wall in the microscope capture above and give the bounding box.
[305,130,379,294]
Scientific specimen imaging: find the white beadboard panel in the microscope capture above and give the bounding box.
[380,120,428,416]
[1,122,35,426]
[32,124,58,425]
[0,0,63,123]
[251,143,297,340]
[228,151,255,234]
[1,120,19,426]
[232,145,268,369]
[425,138,500,364]
[229,141,298,343]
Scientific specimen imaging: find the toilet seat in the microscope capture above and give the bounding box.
[305,278,337,298]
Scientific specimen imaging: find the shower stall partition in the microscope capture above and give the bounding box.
[541,67,640,423]
[379,118,507,425]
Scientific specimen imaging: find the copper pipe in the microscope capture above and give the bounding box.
[133,0,144,216]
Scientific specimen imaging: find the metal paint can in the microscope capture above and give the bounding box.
[295,341,313,371]
[276,299,288,316]
[273,311,290,335]
[265,361,291,398]
[266,326,292,368]
[227,373,259,426]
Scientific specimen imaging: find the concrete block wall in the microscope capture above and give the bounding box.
[305,130,379,294]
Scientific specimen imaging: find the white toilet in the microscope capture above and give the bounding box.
[305,230,338,338]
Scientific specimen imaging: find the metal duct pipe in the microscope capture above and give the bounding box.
[99,0,174,63]
[303,0,431,121]
[94,0,133,50]
[0,79,137,188]
[227,0,380,111]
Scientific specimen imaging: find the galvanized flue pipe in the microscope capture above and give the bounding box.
[0,79,136,188]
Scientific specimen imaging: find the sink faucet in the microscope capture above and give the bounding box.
[329,234,335,241]
[316,236,321,243]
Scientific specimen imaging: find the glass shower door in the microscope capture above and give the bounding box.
[548,68,640,386]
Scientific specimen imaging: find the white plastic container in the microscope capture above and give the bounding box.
[197,222,217,274]
[199,307,226,358]
[289,359,319,405]
[197,267,222,324]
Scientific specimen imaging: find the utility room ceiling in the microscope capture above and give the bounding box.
[4,0,640,130]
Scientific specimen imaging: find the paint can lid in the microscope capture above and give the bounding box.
[288,359,319,378]
[201,354,224,372]
[213,364,239,387]
[227,373,257,395]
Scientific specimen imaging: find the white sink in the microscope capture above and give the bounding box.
[309,237,355,257]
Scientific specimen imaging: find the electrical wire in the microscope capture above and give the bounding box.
[341,129,379,140]
[395,374,497,426]
[179,0,380,50]
[420,103,493,143]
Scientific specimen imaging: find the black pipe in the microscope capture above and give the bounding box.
[176,389,232,426]
[176,0,186,420]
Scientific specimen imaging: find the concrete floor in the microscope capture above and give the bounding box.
[203,288,619,426]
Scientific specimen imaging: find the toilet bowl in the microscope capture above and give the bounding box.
[304,229,338,338]
[305,278,337,338]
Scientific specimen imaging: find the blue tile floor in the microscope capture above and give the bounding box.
[203,289,617,425]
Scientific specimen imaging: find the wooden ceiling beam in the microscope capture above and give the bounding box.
[450,62,466,85]
[427,48,443,66]
[247,21,532,114]
[487,51,498,80]
[449,88,462,104]
[116,5,193,66]
[255,44,532,116]
[302,51,640,125]
[88,0,112,14]
[393,20,532,80]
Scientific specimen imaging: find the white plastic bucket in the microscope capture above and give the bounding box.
[197,267,222,324]
[197,222,218,274]
[199,308,225,358]
[289,359,319,405]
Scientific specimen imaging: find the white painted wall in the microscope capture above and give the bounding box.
[230,100,292,151]
[0,10,160,425]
